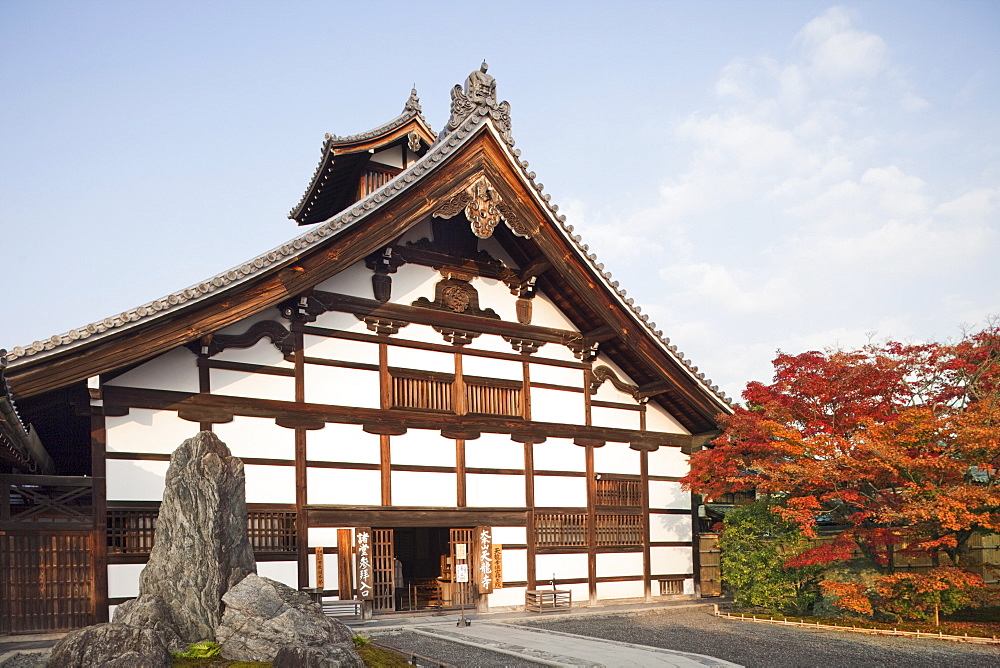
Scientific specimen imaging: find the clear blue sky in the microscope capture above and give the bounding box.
[2,1,998,401]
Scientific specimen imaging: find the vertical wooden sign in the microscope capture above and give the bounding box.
[473,526,494,594]
[491,544,503,589]
[315,546,325,589]
[337,529,354,598]
[355,527,374,601]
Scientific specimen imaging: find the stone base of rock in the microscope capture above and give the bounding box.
[47,624,173,668]
[216,573,360,664]
[273,644,365,668]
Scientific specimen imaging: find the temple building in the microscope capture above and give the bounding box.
[0,64,732,633]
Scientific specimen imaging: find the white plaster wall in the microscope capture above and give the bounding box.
[391,322,446,345]
[313,260,374,297]
[536,552,588,580]
[388,346,455,374]
[305,365,379,408]
[477,236,518,268]
[596,552,643,578]
[465,432,524,470]
[108,563,144,599]
[391,471,456,507]
[395,219,432,246]
[593,442,640,476]
[466,473,525,507]
[106,459,169,501]
[307,553,339,589]
[492,527,527,544]
[464,333,516,354]
[212,339,292,368]
[371,146,403,168]
[104,347,199,392]
[213,416,294,460]
[211,369,294,402]
[245,464,296,504]
[308,468,381,505]
[533,476,586,508]
[650,546,694,576]
[645,402,690,435]
[257,561,298,588]
[309,423,380,464]
[596,580,645,600]
[591,406,640,431]
[462,355,523,381]
[308,528,342,548]
[391,430,454,467]
[594,355,638,387]
[531,290,578,331]
[649,514,693,543]
[649,481,690,510]
[531,387,585,425]
[529,363,584,388]
[533,438,585,473]
[473,277,516,322]
[303,336,379,366]
[496,548,527,583]
[647,447,689,478]
[388,263,440,307]
[488,585,527,608]
[106,409,199,454]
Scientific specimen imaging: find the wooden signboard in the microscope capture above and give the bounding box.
[473,526,494,594]
[491,544,503,589]
[315,546,325,589]
[355,527,374,601]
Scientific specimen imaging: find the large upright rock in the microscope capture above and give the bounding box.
[115,431,256,644]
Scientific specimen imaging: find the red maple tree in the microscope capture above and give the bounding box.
[683,325,1000,573]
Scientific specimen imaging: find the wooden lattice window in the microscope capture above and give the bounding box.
[391,370,454,412]
[659,578,684,595]
[595,479,642,507]
[535,513,587,547]
[595,514,642,546]
[465,377,522,417]
[106,509,297,556]
[107,509,157,555]
[247,511,297,553]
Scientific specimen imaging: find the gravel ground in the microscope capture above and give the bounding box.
[524,610,1000,668]
[375,630,545,667]
[0,652,49,668]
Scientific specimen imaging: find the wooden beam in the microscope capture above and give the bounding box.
[306,506,527,528]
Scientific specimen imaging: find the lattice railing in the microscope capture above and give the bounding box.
[466,380,522,417]
[595,479,642,507]
[1,475,93,528]
[596,514,642,546]
[358,164,401,199]
[535,513,587,547]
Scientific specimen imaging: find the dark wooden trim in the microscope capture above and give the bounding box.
[648,508,693,515]
[456,439,466,508]
[585,444,597,605]
[304,356,380,373]
[648,475,684,482]
[301,325,589,370]
[100,385,693,449]
[521,360,531,422]
[465,466,525,476]
[497,543,529,550]
[524,440,536,591]
[530,381,585,394]
[91,408,109,622]
[198,349,212,431]
[203,358,296,377]
[293,327,308,590]
[306,506,528,528]
[306,460,380,471]
[650,541,694,548]
[106,452,294,467]
[691,492,702,597]
[641,450,652,602]
[590,399,644,412]
[380,435,391,505]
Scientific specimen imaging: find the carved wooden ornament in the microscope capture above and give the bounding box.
[433,175,530,240]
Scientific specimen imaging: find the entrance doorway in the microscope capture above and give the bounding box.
[373,527,475,612]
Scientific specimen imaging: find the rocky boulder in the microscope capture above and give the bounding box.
[273,644,366,668]
[215,573,360,664]
[115,431,256,644]
[47,624,173,668]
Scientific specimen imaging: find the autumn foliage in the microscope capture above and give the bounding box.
[684,325,1000,580]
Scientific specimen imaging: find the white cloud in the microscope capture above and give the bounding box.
[793,6,888,82]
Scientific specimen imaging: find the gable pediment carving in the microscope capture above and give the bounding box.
[433,174,530,240]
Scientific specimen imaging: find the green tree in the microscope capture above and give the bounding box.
[719,501,825,613]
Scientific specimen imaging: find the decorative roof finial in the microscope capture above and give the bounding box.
[442,62,512,145]
[404,87,422,114]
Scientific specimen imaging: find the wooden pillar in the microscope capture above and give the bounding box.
[293,326,309,589]
[196,349,212,432]
[585,444,597,605]
[456,439,466,507]
[691,492,703,597]
[641,451,652,602]
[378,343,392,506]
[524,440,536,591]
[90,405,108,623]
[380,435,392,506]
